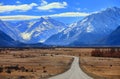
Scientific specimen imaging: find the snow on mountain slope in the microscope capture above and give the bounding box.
[0,29,45,47]
[16,17,67,43]
[45,7,120,46]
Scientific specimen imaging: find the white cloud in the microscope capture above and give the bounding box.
[16,1,21,4]
[0,3,37,13]
[0,15,41,21]
[49,12,90,17]
[0,1,68,13]
[0,12,90,21]
[37,2,67,10]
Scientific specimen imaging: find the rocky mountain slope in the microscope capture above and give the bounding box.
[45,7,120,46]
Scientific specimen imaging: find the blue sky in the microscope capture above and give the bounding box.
[0,0,120,23]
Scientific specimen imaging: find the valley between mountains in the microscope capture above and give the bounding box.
[0,0,120,79]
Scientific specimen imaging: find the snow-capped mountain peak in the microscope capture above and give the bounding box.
[45,7,120,45]
[15,17,67,43]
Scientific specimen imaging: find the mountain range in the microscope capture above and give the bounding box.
[15,17,67,43]
[0,29,45,47]
[0,7,120,47]
[45,7,120,46]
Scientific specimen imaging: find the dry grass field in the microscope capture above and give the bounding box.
[0,48,73,79]
[0,48,120,79]
[80,57,120,79]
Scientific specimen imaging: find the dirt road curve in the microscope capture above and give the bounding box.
[49,57,93,79]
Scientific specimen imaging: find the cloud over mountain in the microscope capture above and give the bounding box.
[0,3,37,13]
[37,1,67,10]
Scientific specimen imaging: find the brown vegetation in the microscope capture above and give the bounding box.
[80,48,120,79]
[91,48,120,58]
[0,48,120,79]
[0,48,73,79]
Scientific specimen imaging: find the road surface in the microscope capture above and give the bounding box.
[49,56,93,79]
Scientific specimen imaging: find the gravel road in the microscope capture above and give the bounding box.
[49,56,93,79]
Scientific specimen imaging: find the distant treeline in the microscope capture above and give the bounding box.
[91,48,120,58]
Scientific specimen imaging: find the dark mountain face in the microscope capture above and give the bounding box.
[103,26,120,45]
[45,7,120,46]
[0,30,18,47]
